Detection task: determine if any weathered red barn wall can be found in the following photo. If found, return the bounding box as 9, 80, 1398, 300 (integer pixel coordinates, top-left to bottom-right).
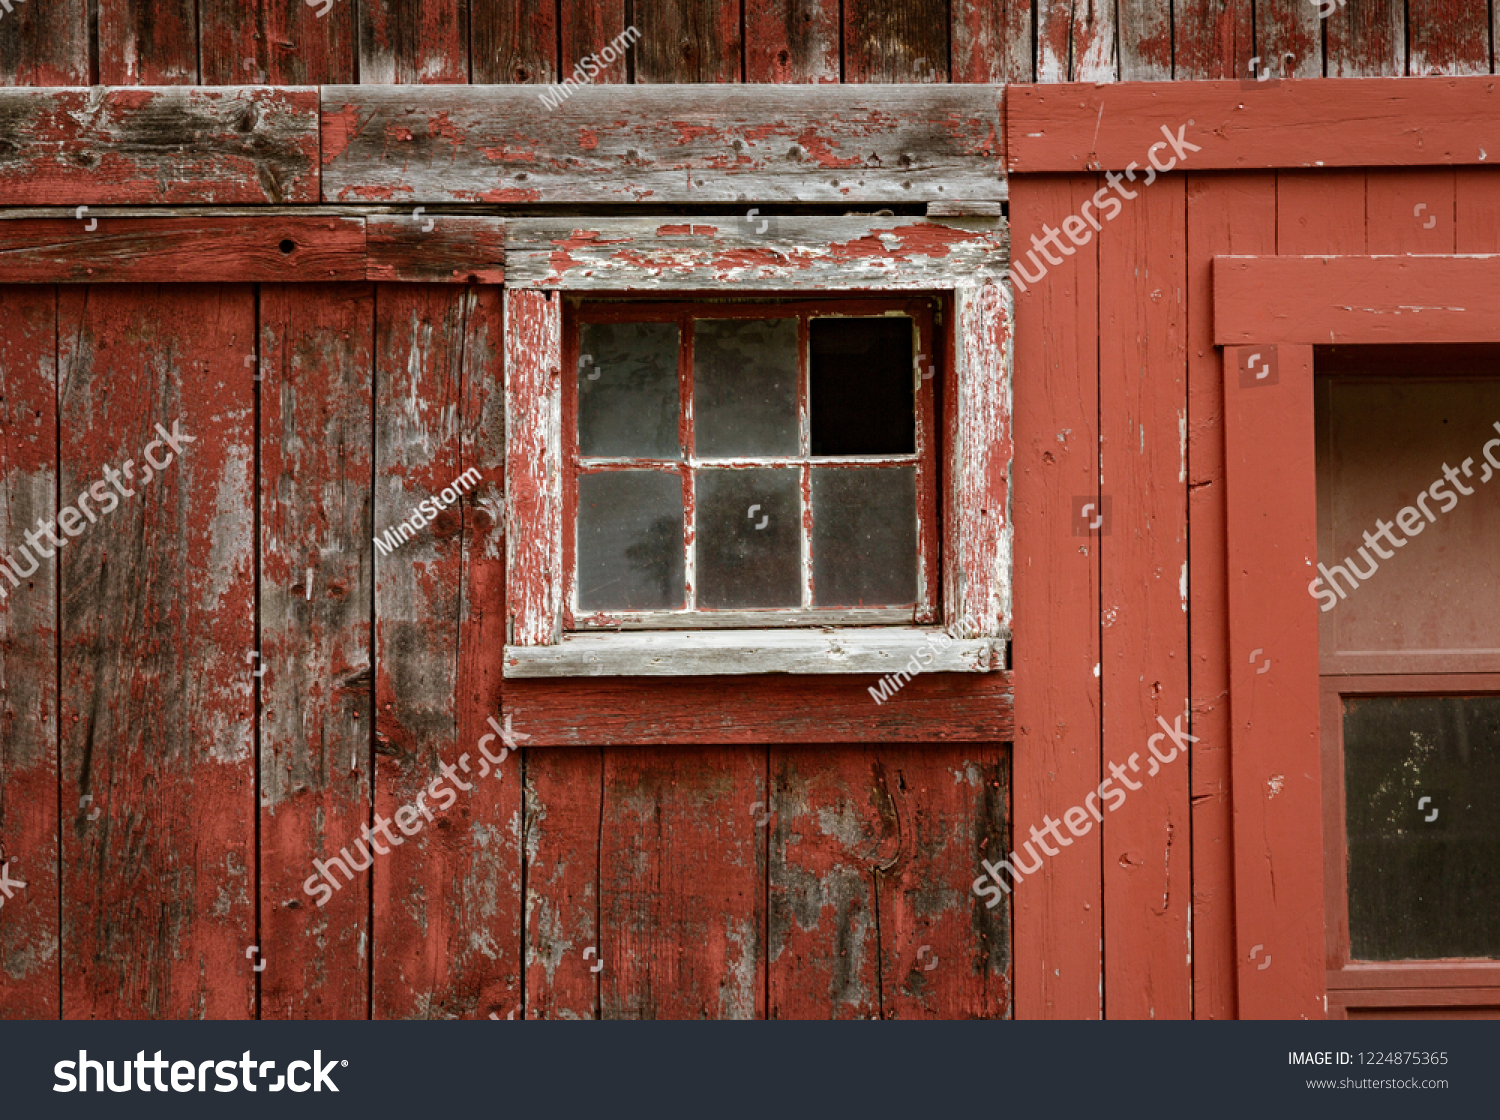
2, 1, 1497, 1020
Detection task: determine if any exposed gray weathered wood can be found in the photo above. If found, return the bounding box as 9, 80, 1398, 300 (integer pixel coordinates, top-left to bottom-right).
504, 628, 1006, 678
504, 216, 1009, 290
320, 84, 1004, 205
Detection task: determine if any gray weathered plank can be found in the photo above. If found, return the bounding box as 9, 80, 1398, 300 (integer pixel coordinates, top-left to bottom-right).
320, 84, 1003, 204
0, 87, 321, 205
504, 216, 1009, 290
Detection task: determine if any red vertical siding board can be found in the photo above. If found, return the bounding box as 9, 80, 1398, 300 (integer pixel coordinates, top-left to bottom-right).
1099, 175, 1192, 1020
1365, 169, 1457, 254
746, 0, 842, 83
258, 282, 374, 1019
504, 289, 561, 647
634, 0, 742, 83
844, 0, 951, 82
98, 0, 200, 83
472, 0, 560, 84
1278, 171, 1367, 254
1325, 0, 1405, 77
1037, 0, 1117, 82
1119, 0, 1174, 80
1010, 174, 1104, 1020
0, 286, 59, 1018
1185, 172, 1277, 1020
1253, 0, 1320, 79
372, 285, 516, 1018
1171, 0, 1254, 80
561, 0, 630, 84
58, 285, 257, 1018
200, 0, 358, 85
1456, 169, 1500, 251
0, 0, 88, 84
952, 0, 1032, 83
359, 0, 468, 84
1408, 0, 1491, 74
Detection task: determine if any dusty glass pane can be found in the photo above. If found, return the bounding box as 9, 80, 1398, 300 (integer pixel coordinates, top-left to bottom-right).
693, 318, 800, 457
577, 321, 681, 459
810, 317, 916, 455
576, 471, 684, 611
1344, 694, 1500, 960
696, 468, 801, 609
810, 467, 917, 606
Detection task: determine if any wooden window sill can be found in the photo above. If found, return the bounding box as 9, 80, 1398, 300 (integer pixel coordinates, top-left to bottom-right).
502, 627, 1005, 678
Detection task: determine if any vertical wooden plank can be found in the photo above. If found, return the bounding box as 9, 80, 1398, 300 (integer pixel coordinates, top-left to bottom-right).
767, 747, 882, 1019
952, 0, 1032, 83
746, 0, 841, 83
1185, 172, 1277, 1020
1365, 169, 1456, 254
1325, 0, 1404, 77
1456, 169, 1500, 252
258, 282, 373, 1020
359, 0, 468, 84
58, 285, 256, 1018
1224, 342, 1324, 1020
0, 287, 59, 1019
634, 0, 741, 83
598, 747, 765, 1019
98, 0, 200, 83
0, 0, 88, 84
372, 285, 516, 1018
504, 289, 561, 647
1277, 171, 1366, 254
878, 745, 1011, 1019
1408, 0, 1490, 74
1038, 0, 1117, 82
1009, 174, 1103, 1020
561, 0, 630, 84
200, 0, 358, 85
1171, 0, 1254, 79
1119, 0, 1173, 79
1253, 0, 1319, 79
473, 0, 560, 84
844, 0, 950, 82
1099, 174, 1191, 1020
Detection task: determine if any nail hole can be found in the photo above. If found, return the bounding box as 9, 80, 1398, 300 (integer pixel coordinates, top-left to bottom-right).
279, 239, 296, 254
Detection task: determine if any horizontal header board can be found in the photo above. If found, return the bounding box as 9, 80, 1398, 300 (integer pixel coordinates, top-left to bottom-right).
0, 88, 320, 205
1007, 78, 1500, 173
504, 216, 1009, 289
321, 84, 1004, 204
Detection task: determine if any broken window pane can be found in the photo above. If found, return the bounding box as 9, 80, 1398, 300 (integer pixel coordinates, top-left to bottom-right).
695, 467, 801, 609
693, 318, 799, 457
578, 321, 681, 459
810, 467, 917, 606
576, 470, 684, 611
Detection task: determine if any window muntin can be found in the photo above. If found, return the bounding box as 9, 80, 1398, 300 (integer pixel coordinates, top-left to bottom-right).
563, 298, 940, 630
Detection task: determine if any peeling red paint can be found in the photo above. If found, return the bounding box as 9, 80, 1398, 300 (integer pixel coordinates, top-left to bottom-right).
577, 128, 599, 150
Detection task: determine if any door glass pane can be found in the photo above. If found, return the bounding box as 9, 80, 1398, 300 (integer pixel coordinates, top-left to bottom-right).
576, 470, 684, 611
809, 317, 915, 455
695, 468, 801, 609
1344, 694, 1500, 960
577, 321, 681, 459
693, 319, 799, 457
810, 467, 917, 606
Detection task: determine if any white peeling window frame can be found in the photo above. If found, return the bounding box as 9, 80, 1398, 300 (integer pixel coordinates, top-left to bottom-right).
502, 215, 1012, 678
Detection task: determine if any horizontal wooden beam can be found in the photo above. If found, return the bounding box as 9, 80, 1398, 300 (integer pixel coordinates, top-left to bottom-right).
1214, 255, 1500, 344
0, 87, 320, 205
321, 84, 1003, 204
365, 215, 505, 283
503, 628, 1005, 678
1007, 78, 1500, 173
504, 216, 1008, 290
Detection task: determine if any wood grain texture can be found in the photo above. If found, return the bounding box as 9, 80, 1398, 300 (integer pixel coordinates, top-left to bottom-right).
0, 87, 320, 205
746, 0, 841, 82
365, 215, 505, 283
1008, 173, 1103, 1020
1038, 0, 1117, 82
359, 0, 468, 84
0, 0, 88, 85
1408, 0, 1491, 75
1171, 0, 1253, 80
1184, 172, 1276, 1020
560, 0, 630, 85
634, 0, 741, 83
1119, 0, 1173, 79
844, 0, 950, 83
1253, 0, 1319, 79
1364, 168, 1456, 253
200, 0, 358, 85
1099, 172, 1190, 1020
58, 285, 256, 1018
598, 747, 764, 1018
1276, 169, 1366, 254
0, 216, 365, 282
1456, 168, 1500, 252
258, 282, 373, 1020
472, 0, 558, 85
503, 288, 561, 647
372, 284, 515, 1019
98, 0, 199, 83
952, 0, 1032, 83
1223, 342, 1325, 1019
504, 218, 1009, 289
505, 673, 1015, 745
1325, 0, 1404, 78
319, 84, 1003, 204
1005, 79, 1500, 172
0, 286, 59, 1019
